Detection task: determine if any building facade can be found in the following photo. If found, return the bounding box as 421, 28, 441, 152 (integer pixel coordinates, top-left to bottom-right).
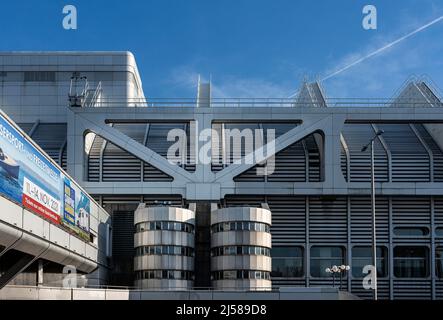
1, 52, 443, 299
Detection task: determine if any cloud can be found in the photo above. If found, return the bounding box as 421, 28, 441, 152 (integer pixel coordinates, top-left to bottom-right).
167, 66, 293, 98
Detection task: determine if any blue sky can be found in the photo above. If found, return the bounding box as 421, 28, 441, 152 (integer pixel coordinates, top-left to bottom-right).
1, 0, 443, 99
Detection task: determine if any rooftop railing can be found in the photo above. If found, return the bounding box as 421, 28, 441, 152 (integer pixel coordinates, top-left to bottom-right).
85, 97, 443, 108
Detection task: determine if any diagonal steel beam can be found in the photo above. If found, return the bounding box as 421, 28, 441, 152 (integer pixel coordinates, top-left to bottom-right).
77, 113, 197, 183
214, 114, 332, 183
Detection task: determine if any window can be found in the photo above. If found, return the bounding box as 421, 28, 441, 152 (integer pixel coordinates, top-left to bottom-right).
271, 247, 304, 278
394, 227, 429, 236
352, 246, 387, 277
394, 246, 429, 278
211, 221, 270, 233
436, 228, 443, 237
436, 247, 443, 278
310, 246, 345, 277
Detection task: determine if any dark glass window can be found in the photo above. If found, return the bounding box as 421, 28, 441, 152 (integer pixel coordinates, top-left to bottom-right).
310, 246, 345, 277
394, 246, 429, 278
352, 246, 387, 277
271, 247, 304, 277
436, 228, 443, 237
394, 227, 429, 236
436, 247, 443, 278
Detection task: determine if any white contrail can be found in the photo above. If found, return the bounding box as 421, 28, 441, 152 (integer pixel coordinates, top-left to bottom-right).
288, 15, 443, 98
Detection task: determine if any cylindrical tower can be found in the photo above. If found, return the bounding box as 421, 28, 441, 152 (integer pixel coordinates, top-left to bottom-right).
134, 204, 195, 289
210, 207, 272, 290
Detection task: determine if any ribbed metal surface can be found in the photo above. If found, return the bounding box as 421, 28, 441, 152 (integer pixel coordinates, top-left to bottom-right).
86, 134, 173, 182
350, 197, 389, 243
341, 124, 388, 182
113, 122, 195, 172
351, 279, 390, 300
378, 124, 430, 182
223, 195, 443, 299
267, 196, 306, 244
309, 196, 347, 243
393, 280, 432, 300
414, 124, 443, 181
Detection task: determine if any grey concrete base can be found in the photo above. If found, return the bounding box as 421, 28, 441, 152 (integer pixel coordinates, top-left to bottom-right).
0, 285, 359, 300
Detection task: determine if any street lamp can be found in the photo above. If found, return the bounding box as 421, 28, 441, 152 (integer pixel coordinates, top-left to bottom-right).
325, 265, 350, 290
361, 129, 384, 301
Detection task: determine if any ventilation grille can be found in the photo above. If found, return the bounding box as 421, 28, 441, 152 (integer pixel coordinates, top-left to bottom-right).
341, 124, 388, 182
351, 279, 390, 300
86, 134, 173, 182
414, 124, 443, 182
350, 197, 389, 243
267, 196, 306, 244
393, 280, 432, 300
378, 124, 430, 182
309, 196, 348, 243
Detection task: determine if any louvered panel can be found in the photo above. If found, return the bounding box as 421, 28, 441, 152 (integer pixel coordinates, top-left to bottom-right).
393, 280, 432, 300
102, 141, 142, 182
31, 123, 67, 167
143, 163, 173, 182
341, 124, 388, 182
350, 197, 389, 243
272, 279, 305, 287
414, 124, 443, 182
234, 140, 310, 182
437, 280, 443, 299
350, 279, 390, 300
378, 124, 430, 182
309, 196, 347, 242
267, 142, 306, 182
435, 197, 443, 227
267, 196, 306, 244
112, 211, 135, 258
87, 135, 104, 182
112, 123, 147, 144
304, 135, 321, 182
146, 123, 195, 172
392, 197, 431, 225
224, 195, 266, 208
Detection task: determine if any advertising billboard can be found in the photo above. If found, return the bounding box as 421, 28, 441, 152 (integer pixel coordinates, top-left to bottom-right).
0, 112, 90, 240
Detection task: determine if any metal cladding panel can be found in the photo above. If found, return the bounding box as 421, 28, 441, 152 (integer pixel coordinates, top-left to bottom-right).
393, 280, 432, 300
308, 196, 348, 243
350, 197, 389, 243
392, 197, 431, 225
378, 124, 430, 182
267, 196, 306, 244
414, 124, 443, 181
351, 279, 390, 300
341, 124, 388, 182
86, 134, 173, 182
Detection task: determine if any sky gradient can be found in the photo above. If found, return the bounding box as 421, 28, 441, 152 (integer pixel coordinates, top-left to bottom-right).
1, 0, 443, 99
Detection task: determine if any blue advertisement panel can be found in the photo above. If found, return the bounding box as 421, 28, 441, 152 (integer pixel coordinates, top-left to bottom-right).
0, 113, 62, 223
63, 177, 90, 239
0, 112, 90, 239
